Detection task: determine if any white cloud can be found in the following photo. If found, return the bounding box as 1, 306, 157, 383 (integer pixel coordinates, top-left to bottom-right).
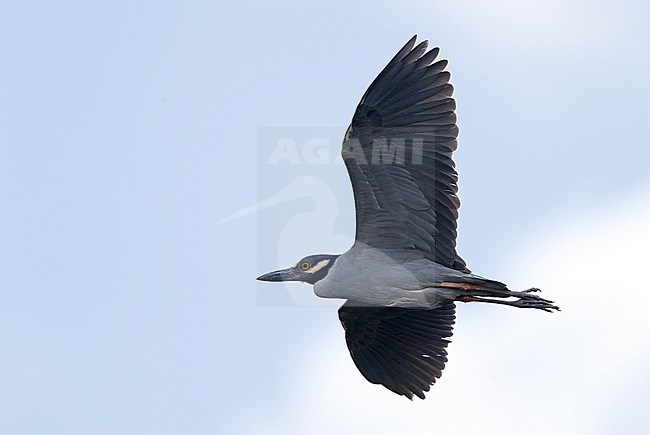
237, 187, 650, 434
424, 0, 610, 53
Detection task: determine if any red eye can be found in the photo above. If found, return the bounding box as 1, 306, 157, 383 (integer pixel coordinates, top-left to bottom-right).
300, 262, 310, 270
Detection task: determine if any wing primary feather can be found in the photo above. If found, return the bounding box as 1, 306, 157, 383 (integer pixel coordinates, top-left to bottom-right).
342, 37, 467, 269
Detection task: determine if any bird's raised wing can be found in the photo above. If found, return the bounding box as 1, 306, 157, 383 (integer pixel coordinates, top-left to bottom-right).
342, 36, 467, 270
338, 302, 455, 399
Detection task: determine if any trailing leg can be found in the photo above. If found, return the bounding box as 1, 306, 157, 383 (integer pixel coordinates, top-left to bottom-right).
456, 294, 559, 312
455, 287, 559, 312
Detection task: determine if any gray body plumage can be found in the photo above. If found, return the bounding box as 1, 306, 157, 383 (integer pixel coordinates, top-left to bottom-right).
258, 36, 558, 400
314, 244, 499, 308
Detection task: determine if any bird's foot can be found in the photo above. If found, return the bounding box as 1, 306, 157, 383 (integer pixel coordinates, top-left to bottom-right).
508, 297, 560, 313
508, 288, 560, 311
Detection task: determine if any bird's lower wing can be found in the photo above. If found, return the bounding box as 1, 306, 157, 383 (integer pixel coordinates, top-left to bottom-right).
338, 301, 455, 399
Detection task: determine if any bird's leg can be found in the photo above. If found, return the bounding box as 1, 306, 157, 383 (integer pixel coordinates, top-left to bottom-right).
440, 282, 560, 312
456, 289, 560, 312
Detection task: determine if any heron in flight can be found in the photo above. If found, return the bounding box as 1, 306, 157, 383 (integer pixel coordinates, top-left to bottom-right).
258, 36, 559, 400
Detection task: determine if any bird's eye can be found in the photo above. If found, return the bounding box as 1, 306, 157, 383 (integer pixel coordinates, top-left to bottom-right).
300, 262, 310, 270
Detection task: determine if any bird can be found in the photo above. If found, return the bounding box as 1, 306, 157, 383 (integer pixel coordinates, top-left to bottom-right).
257, 35, 559, 400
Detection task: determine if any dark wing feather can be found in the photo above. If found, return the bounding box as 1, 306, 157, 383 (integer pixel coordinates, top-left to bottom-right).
342, 36, 467, 271
338, 301, 455, 400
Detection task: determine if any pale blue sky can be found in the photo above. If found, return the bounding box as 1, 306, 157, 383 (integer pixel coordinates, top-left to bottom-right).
1, 1, 649, 434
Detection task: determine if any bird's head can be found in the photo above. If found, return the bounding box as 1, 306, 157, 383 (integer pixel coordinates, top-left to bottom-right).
257, 254, 339, 285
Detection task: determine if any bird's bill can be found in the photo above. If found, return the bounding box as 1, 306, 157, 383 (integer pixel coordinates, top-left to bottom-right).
257, 267, 301, 282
